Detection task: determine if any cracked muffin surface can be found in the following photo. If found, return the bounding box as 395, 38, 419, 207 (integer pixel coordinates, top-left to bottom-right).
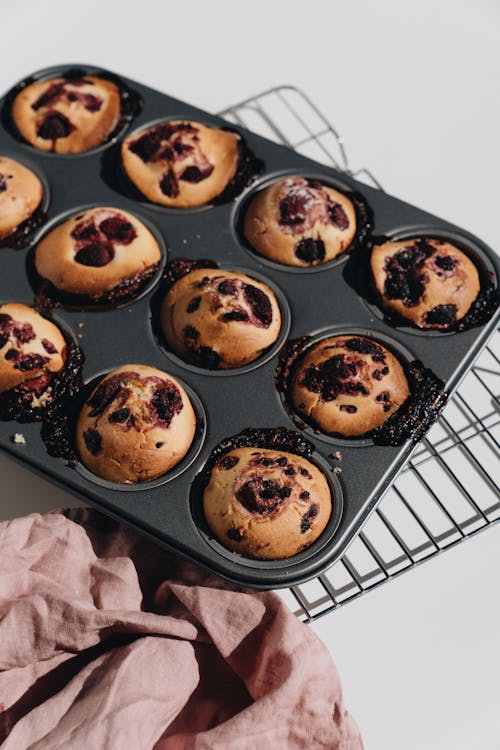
203, 446, 332, 559
370, 237, 480, 329
160, 267, 281, 369
0, 303, 66, 414
122, 120, 240, 208
12, 75, 121, 154
76, 364, 196, 483
35, 206, 161, 302
290, 335, 410, 437
0, 156, 43, 240
243, 176, 357, 267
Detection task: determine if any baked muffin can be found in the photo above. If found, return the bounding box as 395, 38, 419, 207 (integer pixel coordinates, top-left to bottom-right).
35, 207, 161, 303
244, 176, 357, 267
12, 75, 121, 154
121, 120, 240, 208
76, 364, 196, 483
289, 335, 410, 437
0, 303, 66, 415
203, 447, 332, 559
371, 237, 480, 329
160, 267, 282, 369
0, 157, 43, 240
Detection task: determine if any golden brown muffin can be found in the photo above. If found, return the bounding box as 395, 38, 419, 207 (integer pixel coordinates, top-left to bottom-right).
0, 303, 66, 409
76, 364, 196, 483
12, 75, 121, 154
370, 237, 480, 329
35, 207, 161, 303
0, 157, 43, 240
244, 176, 357, 267
160, 267, 282, 369
203, 447, 332, 559
290, 335, 410, 437
121, 120, 239, 208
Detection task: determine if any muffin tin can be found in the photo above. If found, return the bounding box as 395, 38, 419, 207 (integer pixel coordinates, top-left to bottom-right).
0, 64, 498, 588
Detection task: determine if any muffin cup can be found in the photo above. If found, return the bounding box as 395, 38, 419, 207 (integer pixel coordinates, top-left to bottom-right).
151, 262, 292, 376
2, 64, 141, 158
190, 428, 344, 569
27, 203, 167, 310
354, 227, 499, 337
70, 370, 206, 492
232, 167, 373, 274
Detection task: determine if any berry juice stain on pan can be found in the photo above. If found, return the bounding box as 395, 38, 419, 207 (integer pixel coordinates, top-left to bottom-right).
0, 64, 498, 588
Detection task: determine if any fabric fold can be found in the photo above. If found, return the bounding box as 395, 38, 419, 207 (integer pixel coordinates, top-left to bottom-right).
0, 508, 362, 749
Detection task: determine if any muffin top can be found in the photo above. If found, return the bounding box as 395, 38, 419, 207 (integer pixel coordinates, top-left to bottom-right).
371, 237, 480, 329
0, 303, 66, 394
203, 446, 332, 559
76, 364, 196, 483
289, 335, 410, 437
243, 176, 357, 267
161, 267, 282, 369
35, 207, 161, 302
121, 120, 240, 208
0, 156, 43, 240
12, 75, 121, 154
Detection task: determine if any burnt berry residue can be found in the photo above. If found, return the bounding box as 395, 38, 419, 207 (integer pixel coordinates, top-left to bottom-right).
456, 277, 499, 332
0, 200, 47, 250
213, 132, 264, 205
32, 262, 160, 309
372, 361, 446, 446
161, 257, 218, 294
39, 339, 84, 457
202, 427, 315, 478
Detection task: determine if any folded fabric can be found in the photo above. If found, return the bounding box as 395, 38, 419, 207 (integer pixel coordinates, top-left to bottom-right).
0, 508, 362, 749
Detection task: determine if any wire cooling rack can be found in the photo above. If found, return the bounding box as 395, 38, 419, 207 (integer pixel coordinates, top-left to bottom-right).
219, 86, 500, 622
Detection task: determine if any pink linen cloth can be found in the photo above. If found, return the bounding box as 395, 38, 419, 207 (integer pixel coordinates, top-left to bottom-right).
0, 507, 362, 749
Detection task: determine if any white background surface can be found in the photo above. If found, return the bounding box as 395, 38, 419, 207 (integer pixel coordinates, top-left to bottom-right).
1, 1, 499, 748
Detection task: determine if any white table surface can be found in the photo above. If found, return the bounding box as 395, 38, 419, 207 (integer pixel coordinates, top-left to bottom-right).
1, 1, 499, 748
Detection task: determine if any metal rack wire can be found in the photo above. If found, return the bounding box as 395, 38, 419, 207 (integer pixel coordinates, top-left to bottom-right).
219, 87, 500, 622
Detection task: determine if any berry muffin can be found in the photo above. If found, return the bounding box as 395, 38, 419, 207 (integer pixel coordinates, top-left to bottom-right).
0, 303, 66, 417
35, 207, 161, 304
203, 447, 332, 559
76, 364, 196, 483
0, 156, 43, 240
12, 75, 121, 154
289, 335, 410, 437
370, 237, 480, 329
121, 120, 240, 208
160, 266, 282, 369
244, 176, 357, 267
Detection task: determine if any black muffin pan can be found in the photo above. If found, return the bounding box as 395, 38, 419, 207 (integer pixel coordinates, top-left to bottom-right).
0, 64, 498, 589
